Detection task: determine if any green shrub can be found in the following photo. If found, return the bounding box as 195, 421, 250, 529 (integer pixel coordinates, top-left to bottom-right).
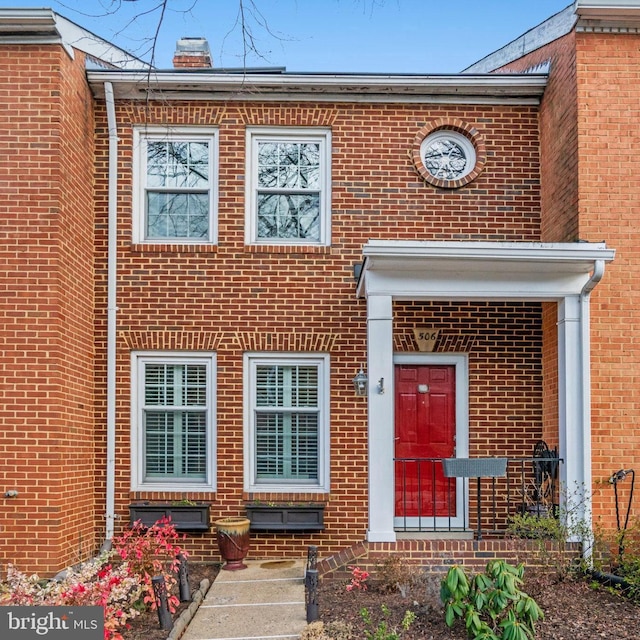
593, 517, 640, 602
508, 486, 591, 579
360, 605, 416, 640
507, 511, 565, 540
440, 560, 543, 640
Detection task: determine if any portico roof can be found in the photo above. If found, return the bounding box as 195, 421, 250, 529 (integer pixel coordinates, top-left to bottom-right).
356, 240, 615, 301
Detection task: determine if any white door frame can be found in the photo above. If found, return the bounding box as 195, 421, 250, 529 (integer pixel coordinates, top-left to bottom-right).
393, 353, 469, 530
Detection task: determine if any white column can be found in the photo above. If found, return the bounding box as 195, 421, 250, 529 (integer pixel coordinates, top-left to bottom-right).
557, 294, 591, 537
366, 294, 396, 542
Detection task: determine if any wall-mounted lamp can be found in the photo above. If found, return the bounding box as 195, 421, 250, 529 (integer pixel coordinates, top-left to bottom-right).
352, 367, 368, 396
377, 378, 385, 394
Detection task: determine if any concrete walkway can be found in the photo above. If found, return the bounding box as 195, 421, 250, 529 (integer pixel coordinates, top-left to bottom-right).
181, 559, 308, 640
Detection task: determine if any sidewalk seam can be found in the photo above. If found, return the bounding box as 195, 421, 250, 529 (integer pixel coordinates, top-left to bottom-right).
217, 577, 303, 584
202, 601, 305, 608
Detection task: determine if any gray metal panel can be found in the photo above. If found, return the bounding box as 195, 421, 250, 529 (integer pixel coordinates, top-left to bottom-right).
442, 457, 507, 478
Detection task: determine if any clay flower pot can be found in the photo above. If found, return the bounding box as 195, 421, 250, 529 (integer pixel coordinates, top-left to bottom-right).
214, 517, 250, 571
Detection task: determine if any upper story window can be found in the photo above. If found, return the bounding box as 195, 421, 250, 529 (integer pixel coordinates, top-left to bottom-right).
131, 352, 217, 492
246, 128, 331, 246
420, 130, 476, 182
133, 127, 218, 244
411, 121, 486, 189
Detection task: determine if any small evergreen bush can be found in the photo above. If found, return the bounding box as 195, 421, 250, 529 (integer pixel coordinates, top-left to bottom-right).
440, 560, 543, 640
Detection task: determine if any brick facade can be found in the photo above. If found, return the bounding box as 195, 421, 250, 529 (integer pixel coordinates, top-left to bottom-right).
0, 45, 97, 574
93, 101, 544, 563
495, 26, 640, 531
575, 30, 640, 525
1, 4, 636, 577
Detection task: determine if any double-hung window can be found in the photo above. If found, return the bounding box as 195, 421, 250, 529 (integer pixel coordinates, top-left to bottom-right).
244, 354, 330, 492
246, 128, 331, 246
133, 127, 218, 243
132, 353, 216, 492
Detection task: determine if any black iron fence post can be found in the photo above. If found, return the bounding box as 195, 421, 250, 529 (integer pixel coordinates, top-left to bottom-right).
305, 545, 319, 622
152, 575, 173, 630
306, 545, 317, 572
178, 553, 190, 602
305, 568, 319, 623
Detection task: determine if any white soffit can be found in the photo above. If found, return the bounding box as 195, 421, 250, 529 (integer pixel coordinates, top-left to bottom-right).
355, 241, 615, 301
86, 70, 547, 104
576, 0, 640, 29
577, 0, 640, 18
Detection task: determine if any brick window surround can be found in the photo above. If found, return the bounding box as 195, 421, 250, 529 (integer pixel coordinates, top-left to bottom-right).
411, 118, 487, 189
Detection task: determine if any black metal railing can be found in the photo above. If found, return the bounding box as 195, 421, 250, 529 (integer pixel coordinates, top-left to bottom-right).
393, 456, 562, 536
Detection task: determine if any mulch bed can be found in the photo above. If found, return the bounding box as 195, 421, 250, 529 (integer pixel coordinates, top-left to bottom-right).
123, 563, 640, 640
314, 570, 640, 639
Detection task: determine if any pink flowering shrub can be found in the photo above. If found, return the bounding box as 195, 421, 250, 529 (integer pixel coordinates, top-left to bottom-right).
346, 565, 370, 592
114, 517, 186, 614
1, 556, 142, 640
0, 517, 188, 640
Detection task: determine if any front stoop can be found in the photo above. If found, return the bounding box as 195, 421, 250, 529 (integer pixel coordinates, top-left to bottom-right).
317, 538, 581, 579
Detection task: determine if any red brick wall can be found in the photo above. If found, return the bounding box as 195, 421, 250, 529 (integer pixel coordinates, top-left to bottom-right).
477, 39, 579, 509
0, 45, 97, 575
501, 28, 640, 528
89, 100, 544, 562
5, 25, 636, 574
318, 539, 581, 579
574, 31, 640, 525
498, 32, 579, 244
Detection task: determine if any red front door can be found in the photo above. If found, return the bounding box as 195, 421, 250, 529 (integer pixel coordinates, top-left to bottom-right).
395, 364, 456, 518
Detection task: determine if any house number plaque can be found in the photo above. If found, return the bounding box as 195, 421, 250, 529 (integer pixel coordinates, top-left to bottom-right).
413, 328, 439, 352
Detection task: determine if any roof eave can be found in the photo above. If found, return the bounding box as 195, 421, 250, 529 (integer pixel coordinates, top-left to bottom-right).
576, 0, 640, 29
355, 240, 616, 300
87, 70, 547, 104
0, 8, 148, 70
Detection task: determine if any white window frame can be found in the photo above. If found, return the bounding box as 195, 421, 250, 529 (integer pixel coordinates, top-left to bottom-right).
419, 129, 476, 182
245, 127, 332, 246
132, 126, 219, 244
131, 351, 217, 492
243, 353, 330, 493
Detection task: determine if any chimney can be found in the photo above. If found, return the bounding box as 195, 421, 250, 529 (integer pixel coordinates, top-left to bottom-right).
173, 37, 213, 69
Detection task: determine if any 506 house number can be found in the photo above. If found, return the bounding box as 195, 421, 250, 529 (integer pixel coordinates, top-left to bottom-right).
413, 328, 440, 352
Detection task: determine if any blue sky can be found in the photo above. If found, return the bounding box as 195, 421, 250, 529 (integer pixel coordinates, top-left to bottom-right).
5, 0, 571, 72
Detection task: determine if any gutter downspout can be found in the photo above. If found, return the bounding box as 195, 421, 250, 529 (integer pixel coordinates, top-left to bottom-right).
103, 81, 118, 551
578, 259, 605, 560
